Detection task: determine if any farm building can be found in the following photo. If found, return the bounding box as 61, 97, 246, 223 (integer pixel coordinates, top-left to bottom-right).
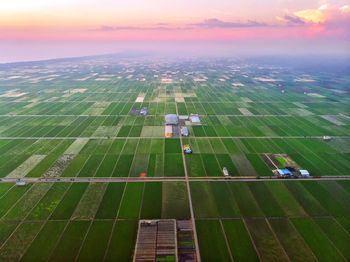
323, 136, 332, 141
179, 115, 189, 120
134, 220, 177, 262
276, 168, 293, 177
181, 126, 189, 136
15, 179, 26, 186
140, 107, 148, 116
165, 125, 173, 138
165, 114, 179, 125
189, 114, 200, 124
299, 169, 310, 177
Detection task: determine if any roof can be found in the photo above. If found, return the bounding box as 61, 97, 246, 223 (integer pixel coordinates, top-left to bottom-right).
165, 125, 173, 133
190, 115, 200, 123
300, 169, 310, 176
277, 169, 293, 176
165, 114, 178, 124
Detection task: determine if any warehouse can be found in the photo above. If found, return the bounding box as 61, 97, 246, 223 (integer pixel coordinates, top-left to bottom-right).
165, 114, 179, 125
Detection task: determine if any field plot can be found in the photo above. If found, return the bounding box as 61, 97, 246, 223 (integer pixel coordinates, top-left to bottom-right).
192, 181, 350, 261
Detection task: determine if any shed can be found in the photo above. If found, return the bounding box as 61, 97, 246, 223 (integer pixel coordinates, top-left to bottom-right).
189, 114, 200, 124
165, 114, 178, 125
276, 169, 293, 177
140, 107, 148, 116
165, 125, 173, 138
15, 179, 26, 186
180, 126, 189, 137
299, 169, 310, 177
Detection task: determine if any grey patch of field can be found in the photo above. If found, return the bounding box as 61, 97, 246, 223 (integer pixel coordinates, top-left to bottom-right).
7, 155, 46, 178
0, 90, 27, 98
175, 97, 185, 102
162, 182, 189, 219
44, 97, 59, 102
44, 154, 76, 177
93, 126, 120, 137
141, 126, 164, 137
141, 126, 154, 137
231, 154, 258, 176
307, 93, 325, 98
71, 183, 107, 220
254, 77, 280, 82
258, 126, 277, 136
291, 108, 314, 116
328, 138, 350, 153
152, 97, 167, 102
24, 99, 40, 108
4, 183, 52, 220
238, 108, 254, 116
0, 126, 10, 134
217, 116, 233, 125
88, 107, 106, 115
293, 102, 308, 108
135, 94, 145, 102
321, 115, 345, 126
64, 138, 89, 154
63, 88, 87, 98
0, 222, 43, 261
294, 77, 315, 82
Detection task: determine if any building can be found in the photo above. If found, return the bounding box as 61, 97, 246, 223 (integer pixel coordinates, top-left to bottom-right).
189, 114, 200, 124
179, 115, 189, 121
134, 220, 177, 262
223, 167, 229, 177
323, 136, 332, 142
276, 168, 293, 177
15, 179, 26, 186
140, 107, 148, 116
299, 169, 310, 177
165, 114, 179, 125
165, 125, 173, 138
180, 126, 189, 137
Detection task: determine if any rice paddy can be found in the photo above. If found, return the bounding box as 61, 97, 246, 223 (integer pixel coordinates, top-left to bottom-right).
0, 55, 349, 261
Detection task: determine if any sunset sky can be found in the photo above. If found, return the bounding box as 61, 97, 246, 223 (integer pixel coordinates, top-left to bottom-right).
1, 0, 349, 62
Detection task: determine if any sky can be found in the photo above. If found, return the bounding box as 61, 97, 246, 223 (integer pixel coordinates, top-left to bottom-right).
0, 0, 349, 62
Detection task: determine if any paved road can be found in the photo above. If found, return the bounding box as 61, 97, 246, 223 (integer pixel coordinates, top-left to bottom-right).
175, 102, 202, 261
1, 176, 350, 184
0, 136, 349, 140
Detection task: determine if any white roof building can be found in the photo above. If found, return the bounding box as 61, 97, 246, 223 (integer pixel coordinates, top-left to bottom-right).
299, 170, 310, 177
165, 114, 178, 125
189, 114, 200, 124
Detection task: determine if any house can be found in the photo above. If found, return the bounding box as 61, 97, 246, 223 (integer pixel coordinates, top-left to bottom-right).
180, 126, 189, 137
165, 114, 178, 125
223, 167, 229, 177
276, 168, 293, 177
15, 179, 26, 186
299, 169, 310, 177
165, 125, 173, 138
140, 107, 148, 116
179, 115, 189, 120
323, 136, 332, 142
189, 114, 200, 124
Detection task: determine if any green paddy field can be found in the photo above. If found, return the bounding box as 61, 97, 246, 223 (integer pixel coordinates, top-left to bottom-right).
0, 55, 349, 261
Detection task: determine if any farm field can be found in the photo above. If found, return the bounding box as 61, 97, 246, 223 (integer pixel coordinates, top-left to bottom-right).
0, 55, 349, 261
0, 180, 349, 260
